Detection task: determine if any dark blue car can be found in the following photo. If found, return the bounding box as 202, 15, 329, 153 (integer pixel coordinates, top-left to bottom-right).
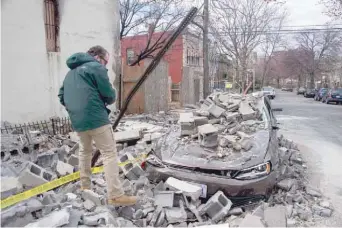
314, 88, 328, 101
322, 88, 342, 104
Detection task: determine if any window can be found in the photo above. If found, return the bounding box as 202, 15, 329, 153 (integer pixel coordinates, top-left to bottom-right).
44, 0, 59, 52
127, 48, 135, 65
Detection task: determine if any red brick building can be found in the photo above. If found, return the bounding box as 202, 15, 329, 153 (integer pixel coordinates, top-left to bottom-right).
121, 31, 202, 84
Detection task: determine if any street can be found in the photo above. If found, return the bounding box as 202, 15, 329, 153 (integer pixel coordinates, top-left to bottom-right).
273, 90, 342, 226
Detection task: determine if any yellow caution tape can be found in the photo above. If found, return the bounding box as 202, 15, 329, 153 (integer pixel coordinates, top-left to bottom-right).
0, 154, 147, 209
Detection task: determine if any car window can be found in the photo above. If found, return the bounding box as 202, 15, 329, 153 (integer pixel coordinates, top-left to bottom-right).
263, 88, 272, 91
333, 88, 342, 93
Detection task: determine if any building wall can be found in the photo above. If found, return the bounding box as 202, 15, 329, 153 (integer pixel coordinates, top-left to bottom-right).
121, 59, 169, 114
1, 0, 120, 123
181, 66, 203, 105
121, 32, 183, 83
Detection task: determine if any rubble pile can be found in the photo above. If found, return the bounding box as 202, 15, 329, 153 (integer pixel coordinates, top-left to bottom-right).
0, 92, 334, 227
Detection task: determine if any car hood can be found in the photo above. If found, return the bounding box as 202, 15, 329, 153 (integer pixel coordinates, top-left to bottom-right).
154, 127, 270, 170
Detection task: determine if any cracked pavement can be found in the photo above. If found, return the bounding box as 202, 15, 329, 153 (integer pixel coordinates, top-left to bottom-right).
272, 90, 342, 227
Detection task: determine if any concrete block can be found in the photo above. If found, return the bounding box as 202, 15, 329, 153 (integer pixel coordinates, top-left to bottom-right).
239, 102, 255, 121
264, 206, 287, 227
56, 160, 74, 176
122, 162, 145, 181
165, 207, 187, 224
228, 207, 243, 216
25, 208, 70, 227
1, 177, 21, 199
67, 154, 79, 166
154, 191, 174, 208
18, 162, 56, 188
115, 130, 141, 143
199, 191, 232, 222
36, 151, 58, 169
194, 116, 209, 127
276, 178, 297, 191
84, 199, 96, 211
81, 189, 103, 206
312, 205, 332, 217
82, 211, 116, 226
119, 206, 135, 220
165, 177, 202, 200
179, 113, 196, 136
198, 124, 218, 148
93, 177, 106, 187
42, 191, 57, 205
306, 186, 322, 197
224, 112, 240, 122
229, 123, 242, 135
319, 200, 331, 209
239, 214, 265, 227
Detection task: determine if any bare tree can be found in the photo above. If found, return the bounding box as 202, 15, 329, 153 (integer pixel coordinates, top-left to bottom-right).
320, 0, 342, 19
259, 13, 286, 87
210, 0, 285, 91
120, 0, 187, 66
295, 27, 342, 88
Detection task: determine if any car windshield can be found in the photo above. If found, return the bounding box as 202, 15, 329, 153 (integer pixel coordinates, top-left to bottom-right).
263, 87, 272, 91
332, 88, 342, 93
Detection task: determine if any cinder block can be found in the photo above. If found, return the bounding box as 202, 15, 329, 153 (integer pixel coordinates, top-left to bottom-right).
239, 101, 255, 120
67, 154, 79, 167
81, 189, 103, 206
198, 124, 218, 148
199, 191, 232, 222
1, 177, 21, 199
56, 160, 74, 176
18, 162, 56, 188
154, 191, 174, 208
179, 113, 196, 136
165, 177, 202, 200
193, 116, 209, 127
122, 162, 145, 181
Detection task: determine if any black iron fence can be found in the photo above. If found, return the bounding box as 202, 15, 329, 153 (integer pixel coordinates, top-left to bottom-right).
1, 117, 73, 136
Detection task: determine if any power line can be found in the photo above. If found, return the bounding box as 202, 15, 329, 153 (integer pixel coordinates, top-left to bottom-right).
209, 28, 342, 36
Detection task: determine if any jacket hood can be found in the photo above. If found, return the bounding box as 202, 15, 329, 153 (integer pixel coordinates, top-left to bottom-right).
66, 53, 97, 69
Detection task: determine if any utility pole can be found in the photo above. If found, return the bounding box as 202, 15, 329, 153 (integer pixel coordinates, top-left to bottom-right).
203, 0, 209, 98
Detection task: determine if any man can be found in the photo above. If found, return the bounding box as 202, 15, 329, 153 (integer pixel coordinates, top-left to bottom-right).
58, 46, 137, 206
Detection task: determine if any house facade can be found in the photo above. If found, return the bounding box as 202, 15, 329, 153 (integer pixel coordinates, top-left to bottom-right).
1, 0, 120, 123
121, 31, 203, 104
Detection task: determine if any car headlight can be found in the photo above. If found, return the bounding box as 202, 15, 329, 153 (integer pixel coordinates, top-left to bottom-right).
234, 162, 271, 180
146, 155, 165, 168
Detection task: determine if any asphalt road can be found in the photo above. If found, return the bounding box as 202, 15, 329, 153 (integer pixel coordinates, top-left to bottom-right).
272, 90, 342, 226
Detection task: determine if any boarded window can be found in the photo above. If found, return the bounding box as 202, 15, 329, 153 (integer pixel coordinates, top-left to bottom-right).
44, 0, 59, 52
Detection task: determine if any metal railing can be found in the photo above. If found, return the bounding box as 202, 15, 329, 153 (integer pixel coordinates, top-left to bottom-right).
1, 117, 73, 136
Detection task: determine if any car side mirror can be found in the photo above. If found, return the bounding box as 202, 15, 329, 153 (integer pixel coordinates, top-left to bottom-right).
272, 108, 283, 112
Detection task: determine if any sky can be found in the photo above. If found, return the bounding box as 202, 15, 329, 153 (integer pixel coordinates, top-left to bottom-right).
284, 0, 335, 26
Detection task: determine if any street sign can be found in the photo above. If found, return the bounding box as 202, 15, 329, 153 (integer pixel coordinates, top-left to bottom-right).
225, 82, 233, 89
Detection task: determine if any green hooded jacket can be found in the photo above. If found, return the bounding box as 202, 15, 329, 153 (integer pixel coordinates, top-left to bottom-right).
58, 53, 115, 132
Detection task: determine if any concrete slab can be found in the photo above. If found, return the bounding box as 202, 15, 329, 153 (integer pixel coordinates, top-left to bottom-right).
239, 101, 255, 121
198, 124, 218, 135
115, 130, 141, 143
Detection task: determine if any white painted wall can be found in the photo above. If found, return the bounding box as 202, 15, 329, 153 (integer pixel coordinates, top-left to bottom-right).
1, 0, 120, 123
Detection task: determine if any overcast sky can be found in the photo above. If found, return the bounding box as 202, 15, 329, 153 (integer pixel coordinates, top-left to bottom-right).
284, 0, 333, 26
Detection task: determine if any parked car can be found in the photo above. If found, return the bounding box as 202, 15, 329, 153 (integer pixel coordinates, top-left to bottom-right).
314, 88, 328, 101
261, 87, 276, 99
297, 87, 306, 95
322, 88, 342, 104
281, 87, 293, 92
303, 88, 316, 98
145, 97, 282, 198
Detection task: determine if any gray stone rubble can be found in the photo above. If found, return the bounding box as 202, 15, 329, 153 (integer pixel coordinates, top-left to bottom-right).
1, 92, 334, 227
